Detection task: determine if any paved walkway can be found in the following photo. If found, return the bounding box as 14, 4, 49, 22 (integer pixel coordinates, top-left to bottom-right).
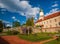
0, 36, 57, 44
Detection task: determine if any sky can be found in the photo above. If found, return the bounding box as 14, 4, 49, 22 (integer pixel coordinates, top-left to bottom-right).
0, 0, 60, 26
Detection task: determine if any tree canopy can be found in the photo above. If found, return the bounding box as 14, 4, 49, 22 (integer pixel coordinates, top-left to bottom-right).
26, 17, 34, 27
0, 20, 3, 32
13, 21, 21, 27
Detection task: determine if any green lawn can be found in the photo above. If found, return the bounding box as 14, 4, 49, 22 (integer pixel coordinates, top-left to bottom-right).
44, 40, 60, 44
18, 33, 52, 42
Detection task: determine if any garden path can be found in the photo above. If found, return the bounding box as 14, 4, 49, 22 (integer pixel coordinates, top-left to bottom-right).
0, 36, 57, 44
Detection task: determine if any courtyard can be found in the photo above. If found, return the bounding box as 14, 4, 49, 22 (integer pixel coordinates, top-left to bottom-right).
0, 32, 60, 44
0, 35, 57, 44
0, 0, 60, 44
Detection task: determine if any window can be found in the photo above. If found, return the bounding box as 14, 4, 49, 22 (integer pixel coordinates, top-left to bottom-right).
55, 19, 57, 22
44, 22, 45, 24
56, 24, 57, 27
50, 20, 52, 23
50, 25, 52, 27
59, 22, 60, 25
47, 21, 48, 23
46, 26, 47, 28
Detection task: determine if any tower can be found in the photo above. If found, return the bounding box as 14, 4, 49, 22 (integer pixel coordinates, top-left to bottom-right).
39, 9, 44, 20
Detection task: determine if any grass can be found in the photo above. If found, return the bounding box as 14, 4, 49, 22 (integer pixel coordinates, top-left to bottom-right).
44, 40, 60, 44
0, 30, 19, 36
0, 33, 6, 36
18, 33, 52, 42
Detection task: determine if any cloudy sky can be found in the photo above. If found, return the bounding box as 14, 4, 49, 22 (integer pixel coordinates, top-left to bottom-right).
0, 0, 60, 25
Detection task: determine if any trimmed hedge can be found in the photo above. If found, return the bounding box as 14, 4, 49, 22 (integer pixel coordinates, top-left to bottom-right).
6, 30, 19, 35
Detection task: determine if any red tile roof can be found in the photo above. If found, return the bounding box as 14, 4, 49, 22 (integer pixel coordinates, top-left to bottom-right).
36, 11, 60, 23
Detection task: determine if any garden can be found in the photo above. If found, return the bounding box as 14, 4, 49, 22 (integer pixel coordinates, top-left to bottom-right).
44, 39, 60, 44
0, 19, 60, 43
18, 33, 52, 42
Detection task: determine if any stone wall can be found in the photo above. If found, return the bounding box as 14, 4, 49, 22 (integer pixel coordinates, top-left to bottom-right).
3, 27, 60, 34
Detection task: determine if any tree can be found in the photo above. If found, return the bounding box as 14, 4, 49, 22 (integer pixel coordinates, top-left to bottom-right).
31, 17, 34, 27
26, 17, 34, 35
26, 18, 31, 26
26, 17, 34, 27
22, 23, 26, 26
13, 21, 21, 27
0, 20, 3, 33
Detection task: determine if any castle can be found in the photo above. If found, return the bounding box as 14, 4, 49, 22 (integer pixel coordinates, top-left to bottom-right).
35, 9, 60, 33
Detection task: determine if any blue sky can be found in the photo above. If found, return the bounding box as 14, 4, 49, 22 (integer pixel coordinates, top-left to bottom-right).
0, 0, 60, 25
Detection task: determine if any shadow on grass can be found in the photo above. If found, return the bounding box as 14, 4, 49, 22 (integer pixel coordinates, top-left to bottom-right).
0, 37, 10, 44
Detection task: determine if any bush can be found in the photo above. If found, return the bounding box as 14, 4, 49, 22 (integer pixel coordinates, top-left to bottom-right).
12, 30, 19, 35
0, 20, 3, 33
6, 30, 19, 35
19, 33, 52, 42
0, 28, 3, 33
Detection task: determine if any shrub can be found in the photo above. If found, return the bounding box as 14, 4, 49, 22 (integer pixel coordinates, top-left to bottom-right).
12, 30, 19, 35
19, 33, 51, 42
6, 30, 12, 35
0, 28, 3, 33
6, 30, 19, 35
0, 20, 3, 33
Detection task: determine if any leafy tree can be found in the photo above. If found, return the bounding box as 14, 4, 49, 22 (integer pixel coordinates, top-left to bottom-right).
0, 20, 3, 32
3, 23, 6, 29
13, 21, 21, 27
6, 26, 11, 29
26, 17, 34, 35
26, 18, 31, 26
26, 17, 34, 27
31, 17, 34, 27
22, 23, 26, 26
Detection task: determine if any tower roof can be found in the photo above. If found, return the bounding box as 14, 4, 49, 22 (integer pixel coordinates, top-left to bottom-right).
40, 9, 43, 12
36, 11, 60, 23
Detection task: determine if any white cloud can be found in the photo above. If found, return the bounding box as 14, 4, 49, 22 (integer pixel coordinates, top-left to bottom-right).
12, 16, 20, 22
51, 1, 59, 8
52, 3, 58, 7
0, 0, 40, 18
12, 16, 16, 19
0, 19, 9, 23
0, 3, 5, 8
3, 21, 12, 27
22, 21, 25, 23
50, 8, 59, 13
45, 8, 59, 16
12, 16, 17, 21
35, 17, 37, 20
2, 20, 10, 23
6, 24, 12, 27
17, 20, 20, 22
46, 1, 59, 16
25, 7, 40, 18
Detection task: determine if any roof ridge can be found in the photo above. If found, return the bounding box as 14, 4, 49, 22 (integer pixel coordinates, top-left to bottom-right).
36, 11, 60, 23
45, 11, 60, 16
